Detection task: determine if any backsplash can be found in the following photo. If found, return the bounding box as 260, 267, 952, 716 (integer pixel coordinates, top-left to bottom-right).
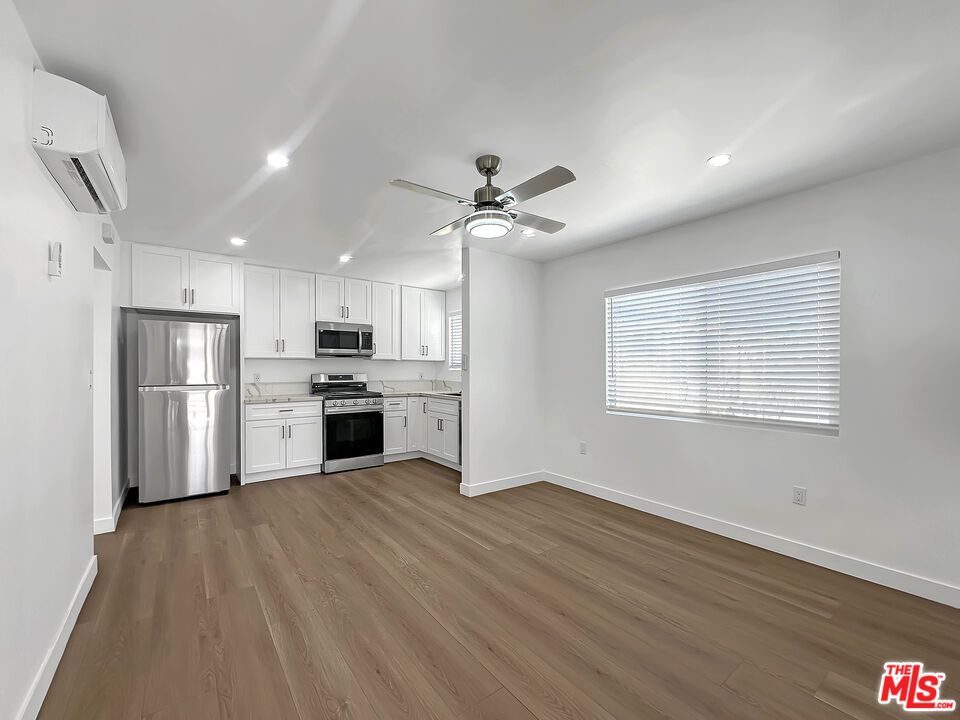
244, 378, 461, 399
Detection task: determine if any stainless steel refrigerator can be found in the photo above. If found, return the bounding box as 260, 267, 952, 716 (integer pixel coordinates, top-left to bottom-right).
125, 314, 235, 503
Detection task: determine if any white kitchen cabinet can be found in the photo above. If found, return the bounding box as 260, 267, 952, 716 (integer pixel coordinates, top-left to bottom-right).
279, 270, 316, 358
316, 275, 372, 323
189, 253, 242, 313
244, 266, 281, 357
383, 410, 408, 456
426, 411, 460, 464
244, 403, 323, 479
284, 416, 322, 468
372, 282, 400, 360
401, 286, 446, 360
132, 244, 190, 309
407, 397, 425, 452
245, 419, 286, 473
316, 274, 345, 321
244, 266, 315, 358
344, 278, 372, 323
132, 243, 240, 313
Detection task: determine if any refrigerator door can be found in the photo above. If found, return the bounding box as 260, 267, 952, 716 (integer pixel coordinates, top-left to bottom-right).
138, 386, 231, 502
138, 319, 229, 387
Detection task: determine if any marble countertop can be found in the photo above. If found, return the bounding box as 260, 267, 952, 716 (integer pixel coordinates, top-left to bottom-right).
243, 394, 320, 405
383, 391, 461, 400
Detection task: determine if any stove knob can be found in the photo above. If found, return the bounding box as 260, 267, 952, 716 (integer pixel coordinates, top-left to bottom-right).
365, 399, 372, 405
336, 400, 344, 406
353, 399, 360, 405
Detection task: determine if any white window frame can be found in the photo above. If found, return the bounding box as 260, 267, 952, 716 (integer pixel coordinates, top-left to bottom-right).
604, 251, 840, 435
447, 311, 462, 370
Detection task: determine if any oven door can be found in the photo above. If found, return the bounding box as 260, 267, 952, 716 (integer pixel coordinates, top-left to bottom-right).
323, 406, 384, 473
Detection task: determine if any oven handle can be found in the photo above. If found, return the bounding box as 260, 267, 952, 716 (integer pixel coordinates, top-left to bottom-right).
324, 406, 384, 416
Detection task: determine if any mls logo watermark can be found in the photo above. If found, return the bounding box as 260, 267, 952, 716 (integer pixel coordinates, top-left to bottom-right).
878, 662, 956, 712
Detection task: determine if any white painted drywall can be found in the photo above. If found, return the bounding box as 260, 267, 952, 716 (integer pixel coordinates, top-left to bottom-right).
92, 259, 115, 531
461, 247, 543, 492
0, 2, 101, 715
541, 147, 960, 597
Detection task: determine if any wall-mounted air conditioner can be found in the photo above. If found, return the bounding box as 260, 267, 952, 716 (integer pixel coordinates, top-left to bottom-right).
31, 70, 127, 214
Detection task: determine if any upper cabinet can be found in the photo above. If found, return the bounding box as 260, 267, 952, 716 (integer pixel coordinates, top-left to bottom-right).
372, 282, 400, 360
244, 265, 316, 358
132, 244, 241, 313
315, 275, 372, 323
401, 286, 445, 361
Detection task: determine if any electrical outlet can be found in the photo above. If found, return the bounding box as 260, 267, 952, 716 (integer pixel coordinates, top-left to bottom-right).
253, 373, 262, 382
418, 372, 424, 379
793, 486, 807, 506
579, 441, 587, 455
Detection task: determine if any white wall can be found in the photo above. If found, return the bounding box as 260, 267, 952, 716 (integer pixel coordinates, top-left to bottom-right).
461, 247, 543, 494
541, 147, 960, 605
92, 258, 115, 531
0, 2, 101, 716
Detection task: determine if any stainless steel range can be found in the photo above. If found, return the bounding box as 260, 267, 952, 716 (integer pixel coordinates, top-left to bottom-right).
311, 373, 384, 473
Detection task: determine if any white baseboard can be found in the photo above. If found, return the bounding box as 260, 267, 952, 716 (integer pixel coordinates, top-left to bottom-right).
244, 464, 322, 484
94, 479, 129, 535
386, 451, 462, 472
460, 470, 544, 497
542, 471, 960, 609
16, 555, 97, 720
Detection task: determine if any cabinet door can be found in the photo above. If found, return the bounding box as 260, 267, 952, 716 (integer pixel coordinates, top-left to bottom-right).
285, 416, 322, 468
316, 274, 345, 322
372, 282, 400, 360
383, 411, 408, 456
132, 244, 190, 310
279, 270, 316, 358
426, 411, 444, 457
406, 397, 421, 452
400, 286, 424, 359
243, 266, 281, 358
189, 252, 240, 313
422, 289, 446, 361
441, 414, 460, 464
344, 278, 372, 323
245, 419, 286, 473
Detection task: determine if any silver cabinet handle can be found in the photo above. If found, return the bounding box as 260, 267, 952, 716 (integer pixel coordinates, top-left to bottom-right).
281, 339, 286, 352
278, 409, 293, 412
183, 288, 188, 304
340, 305, 344, 318
373, 342, 377, 354
403, 416, 407, 428
191, 288, 196, 304
423, 402, 426, 414
288, 424, 292, 438
426, 345, 429, 356
440, 418, 444, 431
281, 425, 285, 439
346, 306, 350, 319
275, 339, 279, 352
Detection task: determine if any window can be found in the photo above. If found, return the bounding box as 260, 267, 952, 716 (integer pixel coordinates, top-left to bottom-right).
448, 311, 462, 370
605, 252, 839, 434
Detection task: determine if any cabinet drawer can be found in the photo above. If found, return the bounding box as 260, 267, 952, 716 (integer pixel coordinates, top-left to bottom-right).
427, 398, 460, 416
244, 402, 322, 421
383, 397, 407, 411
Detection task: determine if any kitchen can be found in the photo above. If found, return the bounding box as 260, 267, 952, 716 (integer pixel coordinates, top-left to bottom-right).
119, 241, 463, 502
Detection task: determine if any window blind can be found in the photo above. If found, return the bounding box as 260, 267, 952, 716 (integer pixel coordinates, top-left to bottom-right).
448, 312, 462, 370
605, 252, 839, 433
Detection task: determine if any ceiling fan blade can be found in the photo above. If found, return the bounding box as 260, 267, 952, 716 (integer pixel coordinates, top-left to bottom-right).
390, 179, 473, 206
430, 213, 472, 236
511, 210, 566, 234
497, 166, 576, 206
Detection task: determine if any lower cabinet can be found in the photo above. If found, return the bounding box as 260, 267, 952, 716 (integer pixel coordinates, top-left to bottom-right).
407, 397, 427, 452
426, 411, 460, 464
244, 402, 323, 479
383, 410, 408, 456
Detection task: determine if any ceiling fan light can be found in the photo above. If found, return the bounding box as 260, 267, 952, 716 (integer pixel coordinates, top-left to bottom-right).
465, 209, 513, 238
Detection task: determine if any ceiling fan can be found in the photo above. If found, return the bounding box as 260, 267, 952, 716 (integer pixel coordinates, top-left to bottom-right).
390, 154, 575, 239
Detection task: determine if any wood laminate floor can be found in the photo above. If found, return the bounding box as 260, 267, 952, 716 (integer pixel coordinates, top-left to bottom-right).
40, 459, 959, 719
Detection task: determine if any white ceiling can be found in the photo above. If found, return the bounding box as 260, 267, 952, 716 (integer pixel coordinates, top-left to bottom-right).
15, 0, 960, 289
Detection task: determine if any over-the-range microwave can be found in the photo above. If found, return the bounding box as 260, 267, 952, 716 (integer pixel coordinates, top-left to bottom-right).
315, 321, 374, 357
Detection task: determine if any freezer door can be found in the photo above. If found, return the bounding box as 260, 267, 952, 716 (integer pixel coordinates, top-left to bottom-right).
138, 319, 229, 386
138, 386, 231, 502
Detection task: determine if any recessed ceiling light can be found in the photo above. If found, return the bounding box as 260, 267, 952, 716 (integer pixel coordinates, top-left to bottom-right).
267, 151, 290, 169
706, 153, 732, 167
520, 228, 535, 237
339, 254, 353, 263
230, 236, 247, 246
